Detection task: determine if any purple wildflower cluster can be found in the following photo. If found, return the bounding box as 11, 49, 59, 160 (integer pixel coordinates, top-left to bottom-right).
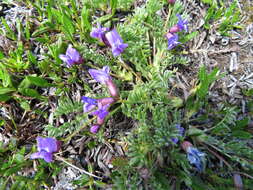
90, 25, 128, 57
83, 66, 119, 133
166, 14, 188, 50
31, 13, 191, 165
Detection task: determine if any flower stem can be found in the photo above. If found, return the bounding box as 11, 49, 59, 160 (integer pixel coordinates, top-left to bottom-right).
55, 155, 102, 179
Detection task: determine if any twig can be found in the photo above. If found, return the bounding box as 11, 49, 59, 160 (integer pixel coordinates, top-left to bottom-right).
233, 171, 253, 180
55, 155, 102, 179
188, 47, 240, 55
202, 143, 232, 169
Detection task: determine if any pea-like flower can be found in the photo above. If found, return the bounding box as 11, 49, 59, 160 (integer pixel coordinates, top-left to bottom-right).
182, 141, 205, 172
30, 137, 61, 163
59, 45, 83, 67
88, 66, 119, 98
82, 97, 97, 113
105, 29, 128, 57
171, 124, 184, 144
169, 14, 188, 33
90, 125, 100, 134
92, 104, 110, 125
90, 24, 109, 44
166, 33, 181, 50
88, 66, 111, 85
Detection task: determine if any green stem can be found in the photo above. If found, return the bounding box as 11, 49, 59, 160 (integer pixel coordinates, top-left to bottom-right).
164, 5, 172, 31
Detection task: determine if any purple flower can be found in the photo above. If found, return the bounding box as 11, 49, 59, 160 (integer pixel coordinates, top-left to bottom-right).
169, 14, 188, 33
92, 104, 110, 122
90, 125, 100, 134
59, 45, 83, 67
88, 66, 111, 84
82, 96, 98, 113
30, 137, 61, 163
171, 124, 184, 144
105, 29, 128, 57
166, 33, 181, 50
90, 24, 109, 43
176, 14, 188, 32
187, 147, 205, 172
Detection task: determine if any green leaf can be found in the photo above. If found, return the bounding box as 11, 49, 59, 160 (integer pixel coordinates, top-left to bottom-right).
0, 87, 15, 95
81, 6, 92, 33
20, 101, 31, 111
196, 66, 221, 99
242, 88, 253, 96
26, 76, 52, 87
201, 0, 213, 4
235, 118, 249, 129
19, 88, 42, 99
231, 131, 252, 139
0, 94, 12, 102
18, 78, 31, 89
180, 31, 199, 43
110, 0, 118, 15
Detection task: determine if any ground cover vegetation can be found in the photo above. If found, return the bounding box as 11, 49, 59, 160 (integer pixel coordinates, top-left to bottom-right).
0, 0, 253, 189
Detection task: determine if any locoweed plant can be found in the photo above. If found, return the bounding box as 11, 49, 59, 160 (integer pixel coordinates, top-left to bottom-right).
0, 0, 252, 189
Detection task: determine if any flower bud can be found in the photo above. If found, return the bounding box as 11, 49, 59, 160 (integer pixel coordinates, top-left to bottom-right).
168, 0, 176, 4
106, 79, 119, 98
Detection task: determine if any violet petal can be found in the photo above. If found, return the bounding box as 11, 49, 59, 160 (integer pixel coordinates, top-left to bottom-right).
167, 33, 181, 50
59, 54, 75, 67
105, 29, 128, 56
88, 66, 111, 84
37, 137, 59, 153
90, 24, 109, 42
176, 14, 188, 32
66, 45, 82, 63
83, 104, 96, 113
30, 150, 53, 163
90, 125, 100, 134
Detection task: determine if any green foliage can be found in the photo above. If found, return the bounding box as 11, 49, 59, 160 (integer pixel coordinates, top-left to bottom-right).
204, 0, 241, 35
0, 137, 60, 189
54, 96, 83, 117
0, 0, 251, 189
196, 66, 222, 99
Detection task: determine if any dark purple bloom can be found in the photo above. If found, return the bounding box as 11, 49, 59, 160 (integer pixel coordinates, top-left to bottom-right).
166, 33, 181, 50
59, 45, 83, 67
82, 96, 98, 113
88, 66, 111, 84
171, 124, 184, 144
186, 146, 205, 172
90, 24, 109, 43
176, 14, 188, 32
90, 125, 100, 134
105, 29, 128, 57
30, 137, 60, 163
